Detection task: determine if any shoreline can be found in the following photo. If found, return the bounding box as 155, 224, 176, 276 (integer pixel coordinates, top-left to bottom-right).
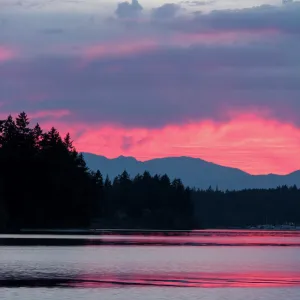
12, 226, 300, 236
1, 229, 300, 247
1, 227, 300, 237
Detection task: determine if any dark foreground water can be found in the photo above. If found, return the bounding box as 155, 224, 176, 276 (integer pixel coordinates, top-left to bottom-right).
1, 230, 300, 299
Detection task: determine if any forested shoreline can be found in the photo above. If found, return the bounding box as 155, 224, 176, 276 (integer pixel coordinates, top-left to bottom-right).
0, 113, 300, 232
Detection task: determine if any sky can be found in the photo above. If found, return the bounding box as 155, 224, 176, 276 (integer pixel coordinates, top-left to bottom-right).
0, 0, 300, 174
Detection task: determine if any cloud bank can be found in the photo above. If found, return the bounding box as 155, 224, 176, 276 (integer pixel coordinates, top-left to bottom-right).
1, 0, 300, 173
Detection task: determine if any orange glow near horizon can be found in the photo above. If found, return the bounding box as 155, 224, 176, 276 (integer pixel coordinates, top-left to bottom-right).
33, 113, 300, 175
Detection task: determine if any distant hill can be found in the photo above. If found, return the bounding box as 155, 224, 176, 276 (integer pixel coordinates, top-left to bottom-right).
83, 153, 300, 190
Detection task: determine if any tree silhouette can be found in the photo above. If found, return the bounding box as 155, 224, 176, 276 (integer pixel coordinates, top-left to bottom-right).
1, 112, 300, 232
0, 113, 100, 230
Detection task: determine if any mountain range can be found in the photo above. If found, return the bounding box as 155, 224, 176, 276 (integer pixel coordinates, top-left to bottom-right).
83, 153, 300, 190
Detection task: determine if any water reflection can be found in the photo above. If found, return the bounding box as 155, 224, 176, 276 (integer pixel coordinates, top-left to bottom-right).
73, 271, 300, 288
1, 230, 300, 246
2, 271, 300, 288
1, 231, 300, 291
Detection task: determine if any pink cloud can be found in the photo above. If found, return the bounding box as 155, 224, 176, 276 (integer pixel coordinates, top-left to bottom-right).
81, 29, 277, 61
0, 46, 16, 62
45, 27, 280, 70
81, 39, 158, 62
37, 114, 300, 175
68, 27, 280, 70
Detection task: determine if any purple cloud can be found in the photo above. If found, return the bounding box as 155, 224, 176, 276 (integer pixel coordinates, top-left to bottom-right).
0, 2, 300, 129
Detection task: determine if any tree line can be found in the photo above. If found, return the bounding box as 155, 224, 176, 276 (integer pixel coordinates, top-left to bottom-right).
192, 186, 300, 228
0, 112, 194, 231
0, 112, 299, 232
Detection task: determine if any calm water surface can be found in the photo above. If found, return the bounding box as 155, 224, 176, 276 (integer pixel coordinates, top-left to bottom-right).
1, 230, 300, 299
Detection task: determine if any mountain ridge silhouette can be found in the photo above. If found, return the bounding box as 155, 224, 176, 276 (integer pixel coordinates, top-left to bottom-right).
83, 152, 300, 190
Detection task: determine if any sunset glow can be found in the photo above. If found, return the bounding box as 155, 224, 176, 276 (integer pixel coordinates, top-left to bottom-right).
32, 113, 300, 175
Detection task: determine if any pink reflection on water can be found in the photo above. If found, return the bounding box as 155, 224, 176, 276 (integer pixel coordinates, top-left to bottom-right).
86, 230, 300, 246
74, 271, 300, 288
3, 230, 300, 246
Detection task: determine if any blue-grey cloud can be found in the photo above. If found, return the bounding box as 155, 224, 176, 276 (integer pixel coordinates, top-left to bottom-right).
151, 3, 181, 20
115, 0, 143, 19
180, 0, 216, 6
172, 2, 300, 34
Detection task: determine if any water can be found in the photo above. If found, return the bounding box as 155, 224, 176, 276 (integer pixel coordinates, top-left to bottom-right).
1, 230, 300, 299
